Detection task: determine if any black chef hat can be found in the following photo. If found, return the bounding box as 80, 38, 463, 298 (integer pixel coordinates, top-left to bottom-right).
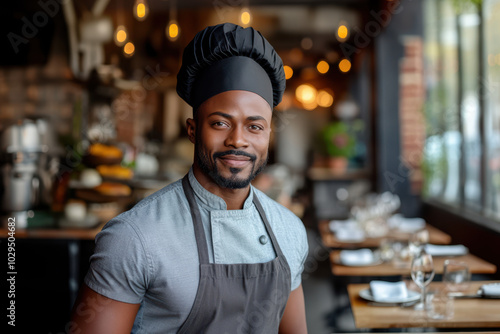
176, 23, 285, 112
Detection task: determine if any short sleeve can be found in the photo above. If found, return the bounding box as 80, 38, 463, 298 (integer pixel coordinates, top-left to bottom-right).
291, 222, 308, 291
84, 218, 151, 304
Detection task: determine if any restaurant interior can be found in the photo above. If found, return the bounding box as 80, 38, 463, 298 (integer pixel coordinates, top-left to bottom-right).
1, 0, 500, 332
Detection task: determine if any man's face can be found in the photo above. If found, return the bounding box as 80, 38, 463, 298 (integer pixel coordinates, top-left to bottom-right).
188, 90, 272, 189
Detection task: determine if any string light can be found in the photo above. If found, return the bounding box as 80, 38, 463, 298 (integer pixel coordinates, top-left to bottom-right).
134, 0, 149, 21
339, 59, 352, 72
166, 0, 180, 42
167, 20, 180, 41
240, 7, 251, 26
114, 25, 128, 46
316, 60, 330, 74
337, 24, 349, 40
123, 41, 135, 57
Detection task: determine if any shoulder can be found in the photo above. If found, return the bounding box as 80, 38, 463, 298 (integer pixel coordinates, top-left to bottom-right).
96, 178, 191, 250
110, 178, 187, 226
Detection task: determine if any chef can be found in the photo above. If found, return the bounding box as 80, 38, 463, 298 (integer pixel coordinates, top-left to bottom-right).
71, 23, 309, 334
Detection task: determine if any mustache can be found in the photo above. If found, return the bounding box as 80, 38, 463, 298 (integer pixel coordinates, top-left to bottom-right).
213, 150, 256, 161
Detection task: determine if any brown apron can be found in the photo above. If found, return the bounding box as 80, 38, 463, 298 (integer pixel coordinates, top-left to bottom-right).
178, 175, 291, 334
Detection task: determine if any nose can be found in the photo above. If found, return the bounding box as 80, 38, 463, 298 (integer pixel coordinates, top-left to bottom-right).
224, 125, 248, 149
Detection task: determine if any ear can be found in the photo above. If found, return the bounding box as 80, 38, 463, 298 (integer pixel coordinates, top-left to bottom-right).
186, 118, 196, 144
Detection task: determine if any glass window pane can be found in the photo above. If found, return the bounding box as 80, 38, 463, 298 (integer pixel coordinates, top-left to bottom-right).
459, 3, 482, 209
441, 0, 461, 204
484, 0, 500, 217
423, 0, 446, 198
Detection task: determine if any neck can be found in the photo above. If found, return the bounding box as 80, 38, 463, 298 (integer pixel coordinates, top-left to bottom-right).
192, 164, 250, 210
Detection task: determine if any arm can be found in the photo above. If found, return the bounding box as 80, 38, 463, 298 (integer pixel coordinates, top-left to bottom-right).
279, 284, 307, 334
70, 284, 140, 334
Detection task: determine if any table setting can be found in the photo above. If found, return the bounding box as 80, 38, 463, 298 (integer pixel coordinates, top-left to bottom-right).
320, 191, 495, 276
320, 192, 452, 249
346, 249, 500, 329
348, 279, 500, 329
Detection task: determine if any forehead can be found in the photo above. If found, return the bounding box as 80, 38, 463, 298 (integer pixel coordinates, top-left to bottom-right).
197, 90, 272, 121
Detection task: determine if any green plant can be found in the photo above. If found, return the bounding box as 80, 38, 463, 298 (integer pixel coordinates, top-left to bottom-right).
321, 121, 355, 158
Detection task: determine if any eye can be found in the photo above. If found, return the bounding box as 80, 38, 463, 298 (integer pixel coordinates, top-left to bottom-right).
212, 121, 229, 128
249, 124, 264, 131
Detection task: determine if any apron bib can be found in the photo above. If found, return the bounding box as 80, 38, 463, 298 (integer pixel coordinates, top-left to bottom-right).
178, 175, 291, 334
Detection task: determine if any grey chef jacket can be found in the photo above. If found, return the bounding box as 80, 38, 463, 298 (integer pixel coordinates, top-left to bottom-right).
84, 169, 309, 333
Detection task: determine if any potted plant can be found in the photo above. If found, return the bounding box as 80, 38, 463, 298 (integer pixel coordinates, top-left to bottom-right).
321, 121, 355, 172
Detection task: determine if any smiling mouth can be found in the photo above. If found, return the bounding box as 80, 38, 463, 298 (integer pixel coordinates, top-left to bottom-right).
218, 155, 252, 168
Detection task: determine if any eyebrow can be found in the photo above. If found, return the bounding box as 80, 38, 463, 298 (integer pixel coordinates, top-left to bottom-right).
208, 111, 268, 123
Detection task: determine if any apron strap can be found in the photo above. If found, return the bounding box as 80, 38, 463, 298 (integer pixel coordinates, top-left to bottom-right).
252, 194, 286, 259
182, 175, 210, 265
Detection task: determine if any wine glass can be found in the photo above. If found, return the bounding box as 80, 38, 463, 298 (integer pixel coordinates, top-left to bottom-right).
411, 251, 435, 310
443, 260, 470, 295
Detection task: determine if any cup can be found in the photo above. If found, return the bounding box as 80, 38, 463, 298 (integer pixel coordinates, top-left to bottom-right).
426, 287, 454, 320
443, 260, 470, 294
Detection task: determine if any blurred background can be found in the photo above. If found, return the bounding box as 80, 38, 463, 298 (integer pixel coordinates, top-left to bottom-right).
1, 0, 500, 332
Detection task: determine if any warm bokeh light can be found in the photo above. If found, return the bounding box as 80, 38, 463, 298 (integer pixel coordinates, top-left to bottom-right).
339, 59, 352, 72
316, 60, 330, 74
317, 90, 334, 108
124, 42, 135, 57
295, 84, 317, 104
337, 24, 348, 39
114, 25, 128, 46
284, 65, 293, 80
137, 3, 146, 17
134, 0, 149, 21
240, 8, 251, 25
167, 21, 180, 41
303, 101, 318, 110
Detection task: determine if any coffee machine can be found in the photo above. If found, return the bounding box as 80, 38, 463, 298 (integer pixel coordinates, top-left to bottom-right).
0, 119, 58, 228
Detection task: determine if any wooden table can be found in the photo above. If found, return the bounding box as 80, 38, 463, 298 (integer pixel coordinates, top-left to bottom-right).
348, 281, 500, 329
319, 219, 452, 248
330, 251, 497, 276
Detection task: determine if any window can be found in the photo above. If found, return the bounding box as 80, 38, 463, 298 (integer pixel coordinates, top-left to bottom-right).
423, 0, 500, 224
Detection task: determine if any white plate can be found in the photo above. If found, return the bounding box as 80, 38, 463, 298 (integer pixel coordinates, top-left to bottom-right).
335, 251, 383, 267
359, 288, 421, 304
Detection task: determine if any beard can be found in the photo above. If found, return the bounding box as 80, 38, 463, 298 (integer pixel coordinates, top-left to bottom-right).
195, 137, 268, 189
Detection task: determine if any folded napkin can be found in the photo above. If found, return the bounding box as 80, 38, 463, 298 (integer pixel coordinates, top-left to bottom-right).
388, 214, 426, 232
425, 244, 468, 257
336, 227, 365, 242
398, 218, 426, 233
329, 219, 357, 232
481, 283, 500, 297
370, 280, 408, 302
339, 249, 374, 266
